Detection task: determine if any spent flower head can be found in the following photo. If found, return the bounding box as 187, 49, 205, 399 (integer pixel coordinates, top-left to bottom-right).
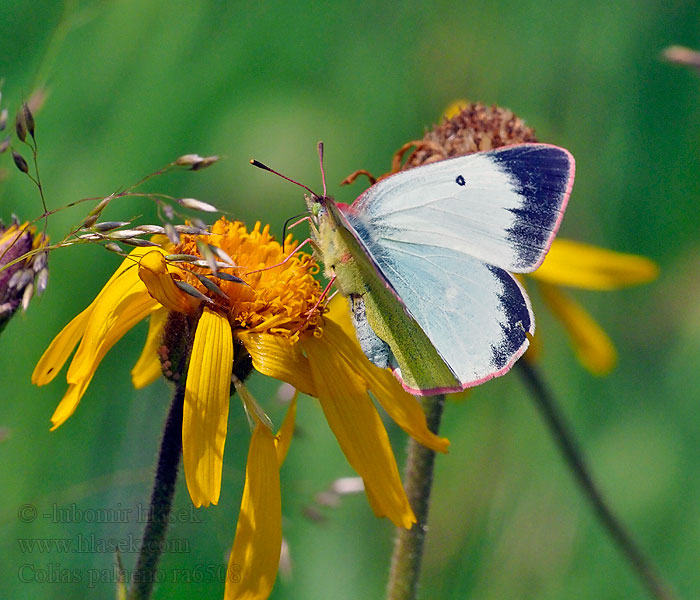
0, 219, 48, 333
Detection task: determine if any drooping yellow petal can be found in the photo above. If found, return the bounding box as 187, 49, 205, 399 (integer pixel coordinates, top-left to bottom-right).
33, 247, 152, 386
325, 297, 449, 453
532, 239, 659, 290
131, 307, 169, 389
275, 394, 297, 465
32, 306, 92, 386
66, 287, 159, 384
46, 290, 158, 429
50, 378, 94, 430
183, 307, 233, 507
224, 422, 281, 600
538, 282, 617, 375
138, 250, 199, 315
238, 331, 316, 397
88, 246, 155, 299
304, 334, 415, 529
363, 480, 387, 518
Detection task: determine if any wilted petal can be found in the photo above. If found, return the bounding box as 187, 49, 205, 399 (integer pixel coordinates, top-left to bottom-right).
183, 307, 233, 507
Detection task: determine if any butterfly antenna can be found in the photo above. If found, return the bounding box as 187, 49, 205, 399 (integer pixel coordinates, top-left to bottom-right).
317, 141, 327, 197
250, 159, 318, 197
282, 211, 312, 251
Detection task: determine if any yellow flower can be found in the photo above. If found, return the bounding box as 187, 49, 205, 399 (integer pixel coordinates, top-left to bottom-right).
526, 238, 659, 375
33, 218, 448, 599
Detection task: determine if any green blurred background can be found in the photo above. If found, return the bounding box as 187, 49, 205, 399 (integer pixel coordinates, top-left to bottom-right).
1, 1, 699, 598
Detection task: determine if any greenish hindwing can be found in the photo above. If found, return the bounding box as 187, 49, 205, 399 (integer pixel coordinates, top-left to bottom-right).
326, 207, 460, 392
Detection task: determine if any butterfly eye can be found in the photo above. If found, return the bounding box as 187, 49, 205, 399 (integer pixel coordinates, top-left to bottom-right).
455, 175, 466, 186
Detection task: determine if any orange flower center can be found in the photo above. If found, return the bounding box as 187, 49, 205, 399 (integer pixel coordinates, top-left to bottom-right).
173, 218, 323, 340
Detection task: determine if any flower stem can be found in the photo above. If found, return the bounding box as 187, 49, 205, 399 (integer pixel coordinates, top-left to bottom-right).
129, 383, 185, 600
516, 360, 674, 600
386, 394, 445, 600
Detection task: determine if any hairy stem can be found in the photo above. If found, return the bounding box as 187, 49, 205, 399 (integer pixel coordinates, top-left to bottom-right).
129, 383, 185, 600
386, 394, 445, 600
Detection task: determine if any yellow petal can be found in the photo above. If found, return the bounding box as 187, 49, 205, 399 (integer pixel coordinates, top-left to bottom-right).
50, 378, 94, 430
532, 239, 659, 290
183, 307, 233, 507
538, 283, 617, 375
66, 286, 158, 384
275, 394, 297, 465
238, 331, 316, 397
32, 306, 92, 386
32, 247, 153, 386
325, 297, 449, 453
131, 307, 169, 389
363, 479, 387, 518
138, 250, 199, 314
303, 334, 415, 529
47, 290, 158, 429
224, 422, 281, 600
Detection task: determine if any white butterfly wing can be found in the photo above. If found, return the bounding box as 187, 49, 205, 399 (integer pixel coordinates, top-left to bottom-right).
337, 143, 574, 391
351, 144, 574, 273
370, 239, 534, 391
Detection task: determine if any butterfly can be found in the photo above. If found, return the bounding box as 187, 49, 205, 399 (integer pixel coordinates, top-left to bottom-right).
255, 143, 574, 395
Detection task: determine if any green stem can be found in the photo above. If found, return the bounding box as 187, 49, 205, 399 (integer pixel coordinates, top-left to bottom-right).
129, 383, 185, 600
517, 360, 674, 600
386, 394, 445, 600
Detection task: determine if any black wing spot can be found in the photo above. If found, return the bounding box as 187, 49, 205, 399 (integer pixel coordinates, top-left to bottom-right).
455, 175, 466, 186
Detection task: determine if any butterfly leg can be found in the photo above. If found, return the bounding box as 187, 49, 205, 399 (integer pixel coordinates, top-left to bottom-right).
286, 215, 313, 231
340, 169, 377, 186
350, 294, 392, 369
291, 275, 337, 335
244, 237, 322, 276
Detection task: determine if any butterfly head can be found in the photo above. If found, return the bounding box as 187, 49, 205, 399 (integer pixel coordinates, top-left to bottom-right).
305, 190, 334, 219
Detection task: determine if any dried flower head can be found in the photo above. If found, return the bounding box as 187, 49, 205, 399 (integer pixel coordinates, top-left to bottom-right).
394, 101, 538, 171
0, 220, 49, 333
